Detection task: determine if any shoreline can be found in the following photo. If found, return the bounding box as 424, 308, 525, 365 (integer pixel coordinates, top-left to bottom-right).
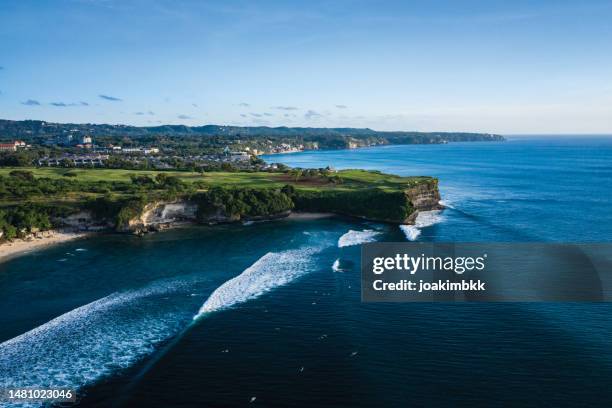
0, 207, 410, 264
0, 230, 92, 264
260, 138, 505, 158
286, 212, 336, 220
0, 212, 335, 263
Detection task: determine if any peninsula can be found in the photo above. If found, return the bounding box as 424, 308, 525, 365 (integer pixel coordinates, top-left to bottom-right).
0, 120, 499, 258
0, 167, 441, 255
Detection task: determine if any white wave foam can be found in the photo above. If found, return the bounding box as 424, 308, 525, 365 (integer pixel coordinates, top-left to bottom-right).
338, 229, 381, 248
400, 210, 444, 241
0, 282, 189, 393
438, 199, 454, 209
195, 247, 319, 317
415, 210, 444, 228
332, 259, 341, 272
400, 225, 421, 241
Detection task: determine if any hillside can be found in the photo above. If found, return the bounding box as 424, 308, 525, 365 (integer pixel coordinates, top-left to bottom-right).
0, 119, 504, 151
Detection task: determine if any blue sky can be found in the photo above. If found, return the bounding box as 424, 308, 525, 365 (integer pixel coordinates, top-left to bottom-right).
0, 0, 611, 133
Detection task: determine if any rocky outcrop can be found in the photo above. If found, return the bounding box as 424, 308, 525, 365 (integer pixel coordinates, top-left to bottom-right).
292, 179, 442, 225
127, 200, 198, 234
403, 180, 444, 223
198, 209, 291, 225
124, 199, 292, 235
120, 179, 443, 235
55, 211, 109, 232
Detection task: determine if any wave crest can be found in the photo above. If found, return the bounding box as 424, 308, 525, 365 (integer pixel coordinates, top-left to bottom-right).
195, 247, 318, 318
338, 229, 381, 248
400, 210, 444, 241
0, 281, 190, 392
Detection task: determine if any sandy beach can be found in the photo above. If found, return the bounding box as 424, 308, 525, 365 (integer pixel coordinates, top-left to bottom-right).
0, 231, 90, 263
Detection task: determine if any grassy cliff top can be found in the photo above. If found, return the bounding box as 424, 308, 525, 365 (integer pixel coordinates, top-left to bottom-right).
0, 167, 440, 234
0, 167, 434, 193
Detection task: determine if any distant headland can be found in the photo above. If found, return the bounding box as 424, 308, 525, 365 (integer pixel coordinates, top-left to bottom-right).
0, 119, 504, 157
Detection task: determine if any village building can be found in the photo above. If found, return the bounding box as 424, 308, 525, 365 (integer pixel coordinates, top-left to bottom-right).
0, 141, 28, 151
0, 143, 16, 152
38, 154, 109, 167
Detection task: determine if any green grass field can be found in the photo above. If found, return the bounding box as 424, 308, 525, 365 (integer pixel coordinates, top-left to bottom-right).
0, 167, 432, 192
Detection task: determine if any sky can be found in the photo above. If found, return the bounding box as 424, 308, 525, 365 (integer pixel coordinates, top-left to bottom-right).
0, 0, 611, 134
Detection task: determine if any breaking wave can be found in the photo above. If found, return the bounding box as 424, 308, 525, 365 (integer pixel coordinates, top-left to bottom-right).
0, 281, 192, 394
400, 225, 421, 241
338, 229, 381, 248
0, 232, 336, 398
400, 210, 444, 241
438, 199, 455, 209
195, 246, 320, 318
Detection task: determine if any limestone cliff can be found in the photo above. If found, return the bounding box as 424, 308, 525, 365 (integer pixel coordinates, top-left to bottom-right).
292, 178, 443, 225
54, 211, 110, 231
403, 179, 443, 223
126, 201, 198, 234
122, 179, 442, 234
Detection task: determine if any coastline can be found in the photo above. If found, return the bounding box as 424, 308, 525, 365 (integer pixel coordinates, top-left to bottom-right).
286, 212, 335, 220
0, 212, 334, 263
260, 137, 505, 157
0, 230, 92, 264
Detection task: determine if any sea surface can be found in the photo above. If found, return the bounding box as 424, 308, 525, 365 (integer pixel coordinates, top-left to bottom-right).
2, 136, 612, 407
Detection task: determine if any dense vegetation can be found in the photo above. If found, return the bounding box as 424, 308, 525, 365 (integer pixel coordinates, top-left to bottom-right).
0, 119, 502, 141
291, 189, 412, 222
194, 187, 294, 221
0, 205, 54, 240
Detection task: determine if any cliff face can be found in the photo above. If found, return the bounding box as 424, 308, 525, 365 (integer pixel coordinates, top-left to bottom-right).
54, 211, 110, 231
403, 180, 443, 223
292, 179, 442, 225
124, 199, 291, 234
126, 201, 198, 234
119, 179, 443, 234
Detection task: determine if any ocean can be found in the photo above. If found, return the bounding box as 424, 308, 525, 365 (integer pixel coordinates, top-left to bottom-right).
1, 136, 612, 407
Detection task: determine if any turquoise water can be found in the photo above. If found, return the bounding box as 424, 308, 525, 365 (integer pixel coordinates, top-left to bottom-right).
1, 136, 612, 407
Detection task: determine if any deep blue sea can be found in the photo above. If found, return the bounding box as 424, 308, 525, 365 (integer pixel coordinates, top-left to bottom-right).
1, 136, 612, 407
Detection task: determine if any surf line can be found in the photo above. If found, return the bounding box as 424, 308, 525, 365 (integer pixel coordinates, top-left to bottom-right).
112, 311, 211, 407
114, 245, 323, 406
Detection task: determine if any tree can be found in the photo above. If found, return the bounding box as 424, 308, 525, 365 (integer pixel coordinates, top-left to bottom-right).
130, 175, 155, 186
281, 184, 295, 197
221, 162, 238, 172
60, 158, 75, 168
155, 173, 168, 185
0, 152, 36, 167
329, 175, 343, 184
9, 170, 35, 181
289, 168, 303, 182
